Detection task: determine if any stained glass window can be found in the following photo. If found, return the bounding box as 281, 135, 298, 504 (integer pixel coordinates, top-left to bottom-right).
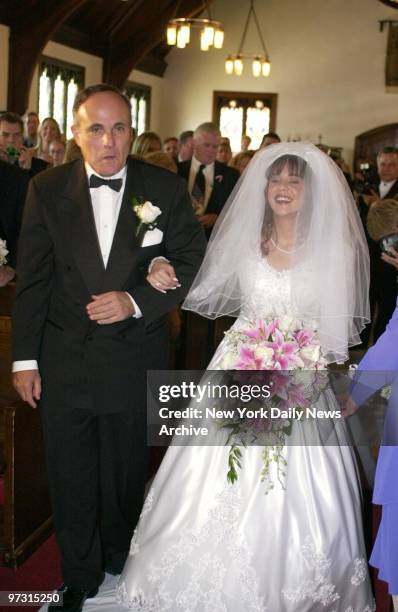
38, 56, 85, 138
125, 82, 151, 134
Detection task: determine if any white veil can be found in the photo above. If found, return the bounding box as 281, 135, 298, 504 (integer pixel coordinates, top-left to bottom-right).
183, 142, 370, 364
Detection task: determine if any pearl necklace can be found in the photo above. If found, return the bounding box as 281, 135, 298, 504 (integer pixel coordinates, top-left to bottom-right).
270, 237, 304, 254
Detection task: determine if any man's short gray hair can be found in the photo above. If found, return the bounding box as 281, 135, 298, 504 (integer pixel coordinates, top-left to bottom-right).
194, 122, 221, 139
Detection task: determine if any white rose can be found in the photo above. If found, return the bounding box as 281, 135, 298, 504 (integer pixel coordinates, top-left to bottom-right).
300, 345, 320, 364
137, 201, 161, 224
255, 346, 274, 365
218, 351, 238, 369
278, 316, 294, 332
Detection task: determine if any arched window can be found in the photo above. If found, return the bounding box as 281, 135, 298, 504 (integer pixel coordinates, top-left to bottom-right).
38, 56, 85, 138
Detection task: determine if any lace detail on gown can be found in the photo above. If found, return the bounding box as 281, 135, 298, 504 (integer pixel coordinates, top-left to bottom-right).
117, 485, 266, 611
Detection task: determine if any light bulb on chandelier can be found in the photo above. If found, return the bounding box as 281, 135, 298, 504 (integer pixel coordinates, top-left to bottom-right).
224, 0, 271, 77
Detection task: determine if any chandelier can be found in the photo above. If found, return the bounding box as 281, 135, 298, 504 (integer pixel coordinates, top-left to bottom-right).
166, 2, 224, 51
225, 0, 270, 77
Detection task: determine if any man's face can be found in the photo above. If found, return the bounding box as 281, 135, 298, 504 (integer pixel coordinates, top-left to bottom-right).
72, 91, 133, 176
163, 139, 178, 158
179, 137, 194, 161
26, 115, 39, 137
194, 131, 220, 165
0, 120, 23, 149
377, 153, 398, 183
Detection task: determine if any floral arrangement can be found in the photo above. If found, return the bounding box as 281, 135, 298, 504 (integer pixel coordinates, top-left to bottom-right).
219, 317, 329, 491
132, 197, 161, 236
0, 238, 8, 266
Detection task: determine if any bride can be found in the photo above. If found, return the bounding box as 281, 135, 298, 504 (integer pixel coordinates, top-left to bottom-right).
113, 143, 374, 611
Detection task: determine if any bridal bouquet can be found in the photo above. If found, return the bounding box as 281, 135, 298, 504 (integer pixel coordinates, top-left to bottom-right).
0, 239, 8, 266
219, 317, 329, 491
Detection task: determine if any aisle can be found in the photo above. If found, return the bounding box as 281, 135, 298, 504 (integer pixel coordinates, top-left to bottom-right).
39, 574, 126, 612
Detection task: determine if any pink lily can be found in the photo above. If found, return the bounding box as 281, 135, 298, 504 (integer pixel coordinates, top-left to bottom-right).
242, 319, 278, 342
279, 383, 310, 410
235, 346, 265, 370
265, 329, 300, 369
294, 329, 315, 348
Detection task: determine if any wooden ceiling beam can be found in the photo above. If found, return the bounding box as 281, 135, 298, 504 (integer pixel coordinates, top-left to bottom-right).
7, 0, 87, 114
103, 0, 208, 88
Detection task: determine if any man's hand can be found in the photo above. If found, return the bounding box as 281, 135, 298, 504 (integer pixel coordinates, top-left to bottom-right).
382, 246, 398, 270
147, 260, 180, 293
86, 291, 134, 324
0, 265, 15, 287
13, 369, 42, 409
197, 213, 217, 228
17, 146, 32, 170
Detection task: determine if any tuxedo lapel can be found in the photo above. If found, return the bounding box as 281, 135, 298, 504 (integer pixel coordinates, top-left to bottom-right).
100, 158, 141, 292
61, 160, 105, 295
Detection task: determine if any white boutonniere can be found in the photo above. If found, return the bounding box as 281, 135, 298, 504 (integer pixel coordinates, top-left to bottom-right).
215, 174, 223, 183
0, 238, 8, 266
132, 197, 162, 237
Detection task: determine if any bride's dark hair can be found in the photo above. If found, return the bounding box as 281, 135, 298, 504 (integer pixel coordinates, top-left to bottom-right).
261, 154, 308, 255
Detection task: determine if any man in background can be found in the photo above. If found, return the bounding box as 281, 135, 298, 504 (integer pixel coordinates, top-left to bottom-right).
177, 130, 194, 162
23, 111, 40, 148
0, 112, 48, 177
362, 146, 398, 342
178, 122, 239, 234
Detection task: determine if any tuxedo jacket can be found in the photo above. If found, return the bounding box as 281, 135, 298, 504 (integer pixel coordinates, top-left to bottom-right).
178, 160, 239, 216
13, 157, 206, 414
0, 160, 28, 268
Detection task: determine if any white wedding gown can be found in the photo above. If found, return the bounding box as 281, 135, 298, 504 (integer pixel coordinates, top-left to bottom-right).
81, 257, 374, 612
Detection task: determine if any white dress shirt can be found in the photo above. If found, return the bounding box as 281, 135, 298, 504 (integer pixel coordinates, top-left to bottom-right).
379, 179, 396, 199
13, 163, 142, 373
188, 156, 214, 212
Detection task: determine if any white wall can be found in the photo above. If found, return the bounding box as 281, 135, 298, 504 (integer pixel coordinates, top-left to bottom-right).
160, 0, 398, 163
0, 24, 9, 111
27, 41, 103, 113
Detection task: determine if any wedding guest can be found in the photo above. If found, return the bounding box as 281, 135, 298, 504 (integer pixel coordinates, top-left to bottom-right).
0, 112, 48, 177
260, 131, 281, 148
132, 131, 161, 156
217, 138, 233, 165
163, 136, 178, 162
178, 122, 239, 233
361, 147, 398, 343
229, 150, 254, 175
241, 134, 251, 152
177, 130, 194, 162
367, 198, 398, 271
33, 117, 62, 164
348, 305, 398, 611
48, 139, 66, 167
23, 111, 40, 148
144, 150, 177, 174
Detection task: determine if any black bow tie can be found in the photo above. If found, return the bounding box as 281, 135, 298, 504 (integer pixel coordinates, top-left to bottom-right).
89, 174, 123, 192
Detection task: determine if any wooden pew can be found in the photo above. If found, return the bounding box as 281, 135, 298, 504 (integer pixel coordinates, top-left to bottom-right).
0, 284, 52, 567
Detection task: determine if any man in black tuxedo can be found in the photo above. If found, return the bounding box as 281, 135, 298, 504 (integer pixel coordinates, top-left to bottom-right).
178, 122, 239, 235
361, 146, 398, 342
0, 160, 27, 285
12, 84, 205, 611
